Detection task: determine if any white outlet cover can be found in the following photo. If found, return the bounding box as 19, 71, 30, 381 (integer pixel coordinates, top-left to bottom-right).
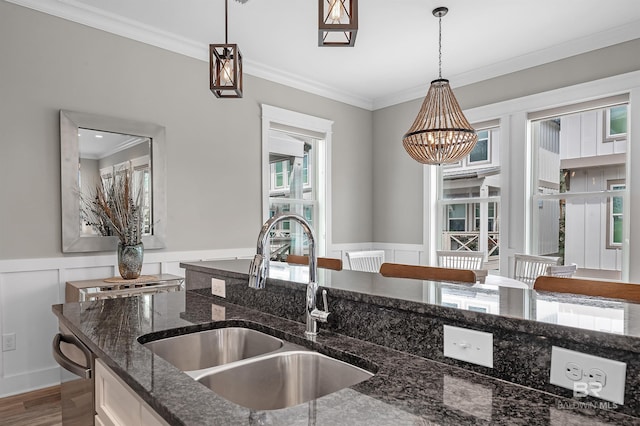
443, 325, 493, 368
2, 333, 16, 352
211, 278, 226, 298
550, 346, 626, 405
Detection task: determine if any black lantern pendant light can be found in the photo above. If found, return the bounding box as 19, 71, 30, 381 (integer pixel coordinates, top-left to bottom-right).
318, 0, 358, 47
210, 0, 243, 98
402, 7, 477, 165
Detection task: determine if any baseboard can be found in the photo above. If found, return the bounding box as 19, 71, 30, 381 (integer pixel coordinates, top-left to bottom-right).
0, 366, 61, 398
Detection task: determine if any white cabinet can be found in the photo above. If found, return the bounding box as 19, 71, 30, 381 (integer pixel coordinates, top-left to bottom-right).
95, 358, 169, 426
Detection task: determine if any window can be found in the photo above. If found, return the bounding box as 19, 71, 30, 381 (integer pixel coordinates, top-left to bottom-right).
438, 124, 501, 265
530, 102, 628, 279
468, 130, 490, 164
268, 142, 315, 260
262, 105, 333, 260
447, 204, 466, 231
605, 105, 627, 139
607, 180, 625, 248
474, 202, 496, 231
274, 161, 286, 188
303, 152, 309, 185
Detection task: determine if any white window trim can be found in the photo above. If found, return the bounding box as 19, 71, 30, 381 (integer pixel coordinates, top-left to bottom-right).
261, 105, 333, 256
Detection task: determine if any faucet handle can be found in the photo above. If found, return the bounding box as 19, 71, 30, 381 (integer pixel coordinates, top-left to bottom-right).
310, 289, 330, 323
321, 289, 329, 312
248, 254, 265, 289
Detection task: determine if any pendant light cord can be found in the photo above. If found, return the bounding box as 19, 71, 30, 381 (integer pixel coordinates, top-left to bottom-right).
438, 13, 442, 79
225, 0, 228, 44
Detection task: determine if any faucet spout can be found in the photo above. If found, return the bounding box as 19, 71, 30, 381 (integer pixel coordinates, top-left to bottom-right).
248, 213, 328, 339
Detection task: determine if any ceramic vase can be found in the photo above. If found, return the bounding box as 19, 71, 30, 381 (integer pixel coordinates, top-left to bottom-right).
117, 242, 144, 279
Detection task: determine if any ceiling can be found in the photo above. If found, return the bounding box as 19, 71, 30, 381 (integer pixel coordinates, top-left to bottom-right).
10, 0, 640, 109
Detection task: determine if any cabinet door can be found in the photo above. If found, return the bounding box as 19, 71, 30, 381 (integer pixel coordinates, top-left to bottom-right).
95, 359, 141, 426
141, 404, 170, 426
95, 358, 169, 426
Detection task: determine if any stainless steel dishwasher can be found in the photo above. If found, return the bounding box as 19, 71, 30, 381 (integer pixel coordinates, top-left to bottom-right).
52, 323, 95, 425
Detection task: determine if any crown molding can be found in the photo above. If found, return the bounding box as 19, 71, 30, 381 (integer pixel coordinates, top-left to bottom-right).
244, 58, 373, 110
8, 0, 640, 112
372, 19, 640, 110
6, 0, 374, 110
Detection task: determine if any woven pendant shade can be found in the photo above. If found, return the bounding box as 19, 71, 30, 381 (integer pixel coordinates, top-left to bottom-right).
402, 7, 476, 165
403, 78, 477, 164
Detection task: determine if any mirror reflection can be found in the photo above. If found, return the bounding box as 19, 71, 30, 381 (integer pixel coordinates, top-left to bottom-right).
266, 262, 633, 336
60, 110, 166, 253
78, 128, 152, 236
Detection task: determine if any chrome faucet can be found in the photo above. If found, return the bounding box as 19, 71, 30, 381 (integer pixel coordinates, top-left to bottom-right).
248, 213, 330, 339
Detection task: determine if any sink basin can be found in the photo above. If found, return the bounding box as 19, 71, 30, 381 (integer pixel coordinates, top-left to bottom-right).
143, 327, 283, 371
196, 350, 374, 410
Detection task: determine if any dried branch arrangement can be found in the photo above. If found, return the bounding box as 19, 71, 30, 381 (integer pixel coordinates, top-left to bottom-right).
81, 167, 143, 246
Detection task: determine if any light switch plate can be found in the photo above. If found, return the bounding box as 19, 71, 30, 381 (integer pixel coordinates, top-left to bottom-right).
550, 346, 626, 405
443, 325, 493, 368
211, 278, 225, 298
2, 333, 16, 352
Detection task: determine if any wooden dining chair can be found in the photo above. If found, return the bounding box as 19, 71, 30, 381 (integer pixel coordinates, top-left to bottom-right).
286, 254, 343, 271
533, 276, 640, 302
379, 263, 476, 283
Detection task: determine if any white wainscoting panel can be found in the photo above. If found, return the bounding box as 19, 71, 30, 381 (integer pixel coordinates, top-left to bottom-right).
0, 243, 425, 397
0, 268, 60, 396
0, 247, 254, 398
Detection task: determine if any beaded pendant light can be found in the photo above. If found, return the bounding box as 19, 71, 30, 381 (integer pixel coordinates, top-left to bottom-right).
402, 7, 477, 165
210, 0, 243, 98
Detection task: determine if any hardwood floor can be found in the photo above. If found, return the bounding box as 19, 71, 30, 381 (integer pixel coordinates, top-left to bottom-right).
0, 385, 62, 426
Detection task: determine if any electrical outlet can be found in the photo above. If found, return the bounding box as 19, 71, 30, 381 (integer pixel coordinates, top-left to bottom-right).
565, 362, 582, 381
550, 346, 626, 405
211, 278, 226, 298
443, 325, 493, 368
588, 368, 607, 387
2, 333, 16, 351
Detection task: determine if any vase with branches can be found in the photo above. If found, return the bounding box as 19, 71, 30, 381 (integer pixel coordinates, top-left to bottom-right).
81, 167, 144, 279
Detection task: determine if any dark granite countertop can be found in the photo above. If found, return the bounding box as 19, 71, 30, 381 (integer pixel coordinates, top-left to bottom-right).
53, 289, 640, 425
181, 260, 640, 350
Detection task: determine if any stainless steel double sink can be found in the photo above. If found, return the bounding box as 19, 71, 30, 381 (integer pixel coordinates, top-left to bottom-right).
141, 327, 374, 410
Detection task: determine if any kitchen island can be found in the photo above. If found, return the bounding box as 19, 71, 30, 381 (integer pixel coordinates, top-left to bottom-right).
53, 264, 640, 425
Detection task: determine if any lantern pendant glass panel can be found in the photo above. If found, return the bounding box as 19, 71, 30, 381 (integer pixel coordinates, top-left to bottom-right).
210, 44, 243, 98
318, 0, 358, 47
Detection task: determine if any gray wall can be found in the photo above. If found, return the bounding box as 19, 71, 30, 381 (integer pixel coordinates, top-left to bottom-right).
0, 2, 373, 259
372, 38, 640, 245
2, 1, 639, 260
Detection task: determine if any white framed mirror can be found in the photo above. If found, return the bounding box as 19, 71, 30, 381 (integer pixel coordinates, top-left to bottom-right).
61, 110, 167, 252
